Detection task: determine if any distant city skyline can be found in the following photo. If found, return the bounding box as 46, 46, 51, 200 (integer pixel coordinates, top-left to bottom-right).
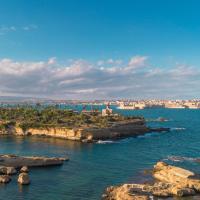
0, 0, 200, 99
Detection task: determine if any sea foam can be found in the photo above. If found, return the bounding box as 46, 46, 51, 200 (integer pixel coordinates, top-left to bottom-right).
164, 156, 200, 162
96, 140, 115, 144
170, 127, 186, 131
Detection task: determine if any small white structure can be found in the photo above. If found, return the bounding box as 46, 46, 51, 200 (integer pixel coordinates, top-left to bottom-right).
102, 105, 113, 116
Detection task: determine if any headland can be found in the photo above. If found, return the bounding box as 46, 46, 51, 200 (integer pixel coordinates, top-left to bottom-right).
0, 107, 169, 142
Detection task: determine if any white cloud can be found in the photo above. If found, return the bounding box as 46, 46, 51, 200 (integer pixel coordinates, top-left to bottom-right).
0, 24, 38, 35
97, 59, 123, 66
0, 26, 16, 35
97, 60, 104, 66
128, 55, 148, 68
0, 56, 199, 99
48, 57, 57, 65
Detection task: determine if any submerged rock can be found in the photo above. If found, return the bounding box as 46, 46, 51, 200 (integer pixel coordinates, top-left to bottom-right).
0, 154, 69, 168
18, 173, 30, 185
0, 175, 11, 183
103, 162, 200, 199
157, 117, 168, 122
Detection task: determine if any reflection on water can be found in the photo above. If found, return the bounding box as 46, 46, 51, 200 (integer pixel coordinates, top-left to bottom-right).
18, 184, 30, 194
0, 135, 95, 153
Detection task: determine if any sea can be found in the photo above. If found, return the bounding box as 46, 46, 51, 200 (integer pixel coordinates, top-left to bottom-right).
0, 106, 200, 200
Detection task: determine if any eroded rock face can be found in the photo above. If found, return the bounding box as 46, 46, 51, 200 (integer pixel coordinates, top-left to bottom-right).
0, 175, 11, 183
18, 173, 30, 185
103, 162, 200, 200
14, 127, 91, 141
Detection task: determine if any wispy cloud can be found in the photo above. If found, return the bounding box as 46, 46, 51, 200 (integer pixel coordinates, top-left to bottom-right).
0, 24, 38, 35
128, 56, 148, 69
97, 59, 123, 66
0, 56, 199, 99
0, 26, 16, 35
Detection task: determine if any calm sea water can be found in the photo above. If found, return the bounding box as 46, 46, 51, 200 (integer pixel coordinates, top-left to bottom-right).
0, 108, 200, 200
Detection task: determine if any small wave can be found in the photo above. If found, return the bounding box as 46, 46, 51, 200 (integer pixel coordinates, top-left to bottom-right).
146, 117, 170, 122
118, 138, 132, 143
96, 140, 115, 144
171, 127, 186, 131
137, 135, 146, 138
164, 156, 200, 162
137, 132, 159, 138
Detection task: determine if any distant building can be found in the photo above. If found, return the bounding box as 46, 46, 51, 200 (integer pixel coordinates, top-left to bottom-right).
102, 105, 113, 116
117, 102, 146, 110
184, 102, 200, 109
164, 102, 185, 109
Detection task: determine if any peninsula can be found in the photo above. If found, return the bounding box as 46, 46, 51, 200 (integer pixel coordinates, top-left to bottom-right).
0, 107, 169, 142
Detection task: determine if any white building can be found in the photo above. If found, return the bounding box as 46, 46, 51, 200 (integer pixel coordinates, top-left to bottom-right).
102, 105, 113, 116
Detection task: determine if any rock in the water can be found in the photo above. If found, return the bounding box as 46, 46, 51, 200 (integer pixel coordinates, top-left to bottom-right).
0, 175, 11, 183
153, 161, 200, 191
0, 154, 68, 167
20, 166, 29, 173
102, 184, 150, 200
103, 162, 200, 199
152, 162, 200, 196
18, 173, 30, 185
0, 166, 17, 175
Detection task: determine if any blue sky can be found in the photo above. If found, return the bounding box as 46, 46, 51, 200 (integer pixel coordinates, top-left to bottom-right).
0, 0, 200, 99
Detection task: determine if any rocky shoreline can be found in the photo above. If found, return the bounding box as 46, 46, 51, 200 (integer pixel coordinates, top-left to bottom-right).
103, 162, 200, 200
0, 119, 169, 143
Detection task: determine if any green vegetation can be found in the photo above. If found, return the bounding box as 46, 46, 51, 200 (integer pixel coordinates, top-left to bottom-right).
0, 107, 143, 131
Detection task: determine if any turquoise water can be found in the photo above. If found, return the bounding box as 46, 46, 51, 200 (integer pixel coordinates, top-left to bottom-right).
0, 108, 200, 200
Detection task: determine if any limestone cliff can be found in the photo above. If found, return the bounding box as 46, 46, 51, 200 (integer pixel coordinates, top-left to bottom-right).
14, 127, 87, 141
0, 119, 169, 142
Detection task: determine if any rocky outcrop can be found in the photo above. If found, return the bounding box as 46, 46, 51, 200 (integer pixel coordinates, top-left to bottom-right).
153, 161, 200, 192
22, 127, 84, 141
0, 175, 11, 183
103, 162, 200, 199
0, 154, 68, 168
0, 155, 67, 185
18, 173, 30, 185
1, 119, 169, 143
103, 184, 150, 200
20, 166, 29, 173
0, 166, 17, 175
82, 127, 169, 143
